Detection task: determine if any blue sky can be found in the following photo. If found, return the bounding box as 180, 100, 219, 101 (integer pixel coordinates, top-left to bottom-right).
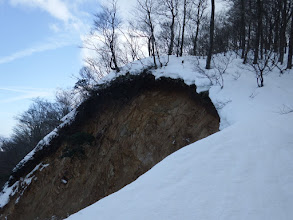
0, 0, 102, 137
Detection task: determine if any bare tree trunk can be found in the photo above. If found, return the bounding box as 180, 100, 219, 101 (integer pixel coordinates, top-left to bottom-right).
147, 3, 157, 68
243, 0, 252, 64
243, 23, 251, 64
193, 23, 200, 56
279, 0, 287, 64
176, 22, 181, 57
151, 35, 157, 68
253, 0, 262, 64
193, 0, 205, 56
260, 17, 264, 59
287, 5, 293, 69
110, 14, 120, 72
240, 0, 246, 58
179, 0, 187, 57
168, 14, 176, 55
273, 1, 281, 53
267, 19, 273, 53
206, 0, 215, 69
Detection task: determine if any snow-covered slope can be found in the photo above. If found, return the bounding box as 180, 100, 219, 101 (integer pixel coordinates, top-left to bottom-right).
67, 55, 293, 220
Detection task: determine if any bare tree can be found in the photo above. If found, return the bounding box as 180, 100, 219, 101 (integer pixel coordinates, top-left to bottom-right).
133, 0, 162, 68
212, 52, 235, 88
158, 0, 179, 55
191, 0, 207, 56
120, 28, 146, 61
0, 97, 72, 189
83, 0, 122, 76
55, 88, 76, 115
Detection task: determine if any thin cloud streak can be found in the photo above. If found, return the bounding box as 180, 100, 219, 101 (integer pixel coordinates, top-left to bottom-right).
0, 87, 54, 104
0, 38, 71, 64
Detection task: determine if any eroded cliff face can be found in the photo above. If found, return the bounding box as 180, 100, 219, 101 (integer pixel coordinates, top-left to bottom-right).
0, 73, 219, 219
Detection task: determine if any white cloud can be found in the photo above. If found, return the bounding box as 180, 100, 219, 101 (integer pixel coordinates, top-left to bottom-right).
116, 0, 136, 21
9, 0, 91, 36
10, 0, 74, 22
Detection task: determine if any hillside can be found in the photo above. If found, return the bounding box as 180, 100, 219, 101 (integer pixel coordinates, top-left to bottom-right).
1, 55, 293, 219
66, 55, 293, 220
0, 57, 220, 219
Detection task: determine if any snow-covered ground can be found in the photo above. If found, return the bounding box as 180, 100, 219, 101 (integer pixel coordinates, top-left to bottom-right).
66, 55, 293, 220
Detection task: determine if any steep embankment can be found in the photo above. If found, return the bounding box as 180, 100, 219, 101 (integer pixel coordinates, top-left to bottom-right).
66, 56, 293, 220
0, 72, 219, 219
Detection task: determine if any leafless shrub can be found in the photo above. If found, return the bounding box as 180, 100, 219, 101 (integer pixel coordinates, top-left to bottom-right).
232, 70, 241, 80
247, 51, 278, 87
194, 57, 214, 85
194, 52, 234, 89
278, 104, 293, 115
212, 52, 235, 88
249, 91, 258, 99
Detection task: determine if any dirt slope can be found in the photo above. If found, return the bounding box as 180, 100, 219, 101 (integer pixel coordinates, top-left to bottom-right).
0, 73, 219, 219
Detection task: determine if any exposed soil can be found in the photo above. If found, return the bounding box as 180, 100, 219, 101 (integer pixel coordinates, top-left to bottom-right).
0, 73, 219, 219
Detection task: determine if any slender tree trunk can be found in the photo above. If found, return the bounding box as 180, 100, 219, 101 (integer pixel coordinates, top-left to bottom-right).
111, 16, 120, 72
287, 6, 293, 69
240, 0, 246, 58
176, 23, 181, 57
267, 20, 273, 53
193, 23, 200, 56
168, 15, 176, 55
147, 8, 157, 68
244, 23, 251, 64
148, 37, 151, 57
111, 46, 120, 72
253, 0, 262, 64
179, 0, 187, 57
193, 2, 202, 56
151, 35, 157, 68
260, 16, 264, 59
273, 2, 281, 53
244, 0, 252, 64
279, 0, 287, 64
206, 0, 215, 69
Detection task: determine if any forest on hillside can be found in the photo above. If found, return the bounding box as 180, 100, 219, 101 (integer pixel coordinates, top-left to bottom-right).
1, 0, 293, 189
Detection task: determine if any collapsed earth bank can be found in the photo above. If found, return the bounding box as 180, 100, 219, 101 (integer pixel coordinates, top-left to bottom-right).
1, 72, 219, 219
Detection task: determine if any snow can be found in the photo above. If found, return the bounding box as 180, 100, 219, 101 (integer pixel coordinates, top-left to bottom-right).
12, 109, 77, 173
66, 55, 293, 220
68, 116, 293, 220
0, 182, 18, 208
61, 179, 68, 184
0, 163, 49, 208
